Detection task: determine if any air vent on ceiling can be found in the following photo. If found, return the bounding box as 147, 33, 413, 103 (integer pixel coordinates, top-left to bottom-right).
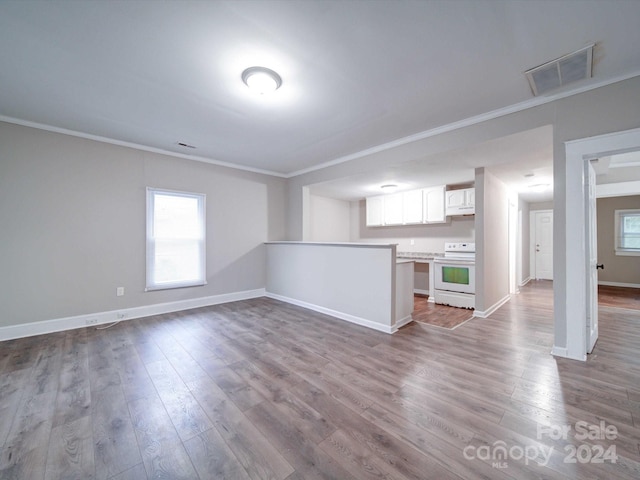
176, 141, 196, 149
525, 44, 594, 96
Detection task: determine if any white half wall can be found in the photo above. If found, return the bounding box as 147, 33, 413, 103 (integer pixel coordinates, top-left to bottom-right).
265, 242, 398, 332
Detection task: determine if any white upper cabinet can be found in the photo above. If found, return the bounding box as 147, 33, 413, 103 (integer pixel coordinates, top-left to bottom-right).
445, 187, 475, 216
366, 196, 385, 226
423, 185, 446, 223
403, 189, 424, 224
366, 185, 448, 227
383, 192, 404, 225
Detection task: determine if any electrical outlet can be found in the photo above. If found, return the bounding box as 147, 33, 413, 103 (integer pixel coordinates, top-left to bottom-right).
410, 239, 415, 246
116, 312, 127, 320
116, 287, 125, 297
86, 318, 98, 325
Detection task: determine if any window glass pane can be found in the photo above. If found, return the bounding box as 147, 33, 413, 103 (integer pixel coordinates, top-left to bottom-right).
154, 194, 201, 239
621, 213, 640, 249
442, 266, 469, 285
147, 188, 205, 290
154, 239, 202, 285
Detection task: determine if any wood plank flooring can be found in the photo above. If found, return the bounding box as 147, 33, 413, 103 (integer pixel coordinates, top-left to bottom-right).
1, 280, 639, 479
598, 285, 640, 310
412, 295, 474, 329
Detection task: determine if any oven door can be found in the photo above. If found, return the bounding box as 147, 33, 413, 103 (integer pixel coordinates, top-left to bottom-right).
434, 259, 475, 294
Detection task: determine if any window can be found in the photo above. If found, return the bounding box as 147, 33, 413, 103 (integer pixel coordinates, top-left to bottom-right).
146, 188, 206, 290
615, 209, 640, 256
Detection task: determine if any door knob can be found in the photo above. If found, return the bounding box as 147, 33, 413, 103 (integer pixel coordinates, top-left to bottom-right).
596, 264, 604, 270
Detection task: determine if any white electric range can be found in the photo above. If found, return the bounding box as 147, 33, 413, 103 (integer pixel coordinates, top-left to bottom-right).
433, 242, 475, 309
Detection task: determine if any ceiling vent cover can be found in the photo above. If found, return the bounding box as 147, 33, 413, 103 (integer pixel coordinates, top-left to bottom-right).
525, 44, 594, 96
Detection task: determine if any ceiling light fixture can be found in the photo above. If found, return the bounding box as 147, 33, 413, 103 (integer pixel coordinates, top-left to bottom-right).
380, 184, 398, 193
528, 183, 550, 192
241, 66, 282, 95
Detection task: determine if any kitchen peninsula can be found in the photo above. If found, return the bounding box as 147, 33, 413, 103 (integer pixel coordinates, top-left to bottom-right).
265, 242, 414, 333
396, 251, 443, 301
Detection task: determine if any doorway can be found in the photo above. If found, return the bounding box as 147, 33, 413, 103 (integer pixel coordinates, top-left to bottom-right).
531, 210, 553, 280
560, 126, 640, 361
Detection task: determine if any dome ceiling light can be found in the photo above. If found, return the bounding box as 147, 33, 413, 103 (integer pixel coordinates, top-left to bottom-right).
241, 66, 282, 95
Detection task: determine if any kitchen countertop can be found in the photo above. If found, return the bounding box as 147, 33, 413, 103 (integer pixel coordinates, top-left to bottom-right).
396, 252, 444, 260
396, 258, 415, 264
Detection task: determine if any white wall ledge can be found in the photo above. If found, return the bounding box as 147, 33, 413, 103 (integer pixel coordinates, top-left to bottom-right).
265, 241, 397, 248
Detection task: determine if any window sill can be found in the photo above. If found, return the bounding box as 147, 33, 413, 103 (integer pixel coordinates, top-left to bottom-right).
615, 250, 640, 257
146, 281, 207, 292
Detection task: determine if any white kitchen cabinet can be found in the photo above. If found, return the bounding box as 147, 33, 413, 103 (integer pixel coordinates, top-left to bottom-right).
383, 192, 404, 225
423, 185, 446, 223
366, 196, 384, 226
403, 189, 424, 224
445, 187, 475, 216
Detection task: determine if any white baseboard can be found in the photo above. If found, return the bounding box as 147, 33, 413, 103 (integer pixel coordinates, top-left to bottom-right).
551, 345, 586, 361
598, 281, 640, 289
0, 288, 266, 341
473, 294, 511, 318
265, 292, 394, 334
519, 277, 531, 287
414, 289, 429, 296
550, 345, 568, 357
392, 315, 414, 332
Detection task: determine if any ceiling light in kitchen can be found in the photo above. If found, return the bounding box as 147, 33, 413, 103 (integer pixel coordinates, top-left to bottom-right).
528, 183, 551, 192
380, 184, 398, 193
242, 66, 282, 94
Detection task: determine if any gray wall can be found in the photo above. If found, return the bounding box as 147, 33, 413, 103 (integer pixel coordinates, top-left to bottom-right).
518, 197, 531, 285
596, 195, 640, 285
286, 75, 640, 351
475, 168, 510, 312
529, 201, 554, 211
308, 194, 351, 242
0, 122, 286, 327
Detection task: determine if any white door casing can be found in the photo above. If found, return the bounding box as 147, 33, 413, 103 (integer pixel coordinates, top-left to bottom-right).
586, 161, 598, 354
561, 126, 640, 361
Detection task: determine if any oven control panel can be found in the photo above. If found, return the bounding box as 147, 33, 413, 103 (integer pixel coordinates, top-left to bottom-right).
444, 242, 475, 253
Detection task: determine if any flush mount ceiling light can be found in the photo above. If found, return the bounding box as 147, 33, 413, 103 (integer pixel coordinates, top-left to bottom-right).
528, 183, 551, 192
241, 66, 282, 95
380, 184, 398, 193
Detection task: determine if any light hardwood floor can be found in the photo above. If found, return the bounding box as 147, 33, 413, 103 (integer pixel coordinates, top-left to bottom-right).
1, 280, 639, 479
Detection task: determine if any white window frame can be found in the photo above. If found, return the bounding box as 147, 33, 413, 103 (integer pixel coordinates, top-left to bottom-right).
614, 209, 640, 256
146, 187, 206, 291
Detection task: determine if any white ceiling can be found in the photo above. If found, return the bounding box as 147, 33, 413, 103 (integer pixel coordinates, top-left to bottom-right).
308, 125, 554, 202
1, 1, 639, 177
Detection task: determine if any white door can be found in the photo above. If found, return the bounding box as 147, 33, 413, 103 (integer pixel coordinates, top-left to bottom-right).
586, 161, 599, 353
533, 211, 553, 280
